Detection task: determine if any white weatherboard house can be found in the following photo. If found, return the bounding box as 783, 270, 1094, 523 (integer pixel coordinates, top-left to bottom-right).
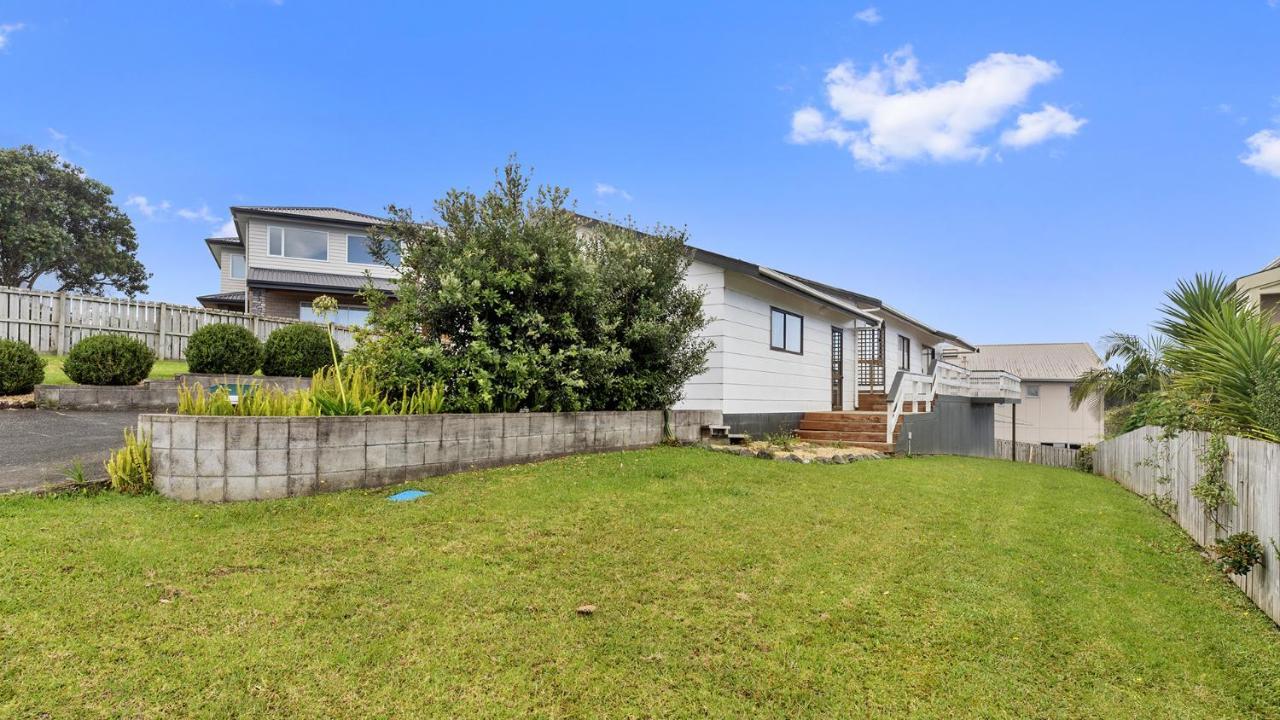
196, 206, 1022, 452
944, 343, 1104, 448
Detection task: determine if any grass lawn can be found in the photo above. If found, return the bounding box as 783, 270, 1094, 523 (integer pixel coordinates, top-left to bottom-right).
39, 355, 189, 385
2, 449, 1278, 718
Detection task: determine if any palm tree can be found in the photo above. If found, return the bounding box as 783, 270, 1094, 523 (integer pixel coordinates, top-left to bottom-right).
1069, 332, 1170, 411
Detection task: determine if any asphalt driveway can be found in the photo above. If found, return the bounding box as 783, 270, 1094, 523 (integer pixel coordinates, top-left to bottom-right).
0, 409, 140, 492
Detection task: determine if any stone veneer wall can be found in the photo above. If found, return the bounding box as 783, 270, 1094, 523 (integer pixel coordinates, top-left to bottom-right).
140, 409, 722, 502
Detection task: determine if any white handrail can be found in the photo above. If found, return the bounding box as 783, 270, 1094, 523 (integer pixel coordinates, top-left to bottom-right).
884, 362, 1023, 443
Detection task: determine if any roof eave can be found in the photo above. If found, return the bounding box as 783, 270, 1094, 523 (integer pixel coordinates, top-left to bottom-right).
230, 206, 386, 230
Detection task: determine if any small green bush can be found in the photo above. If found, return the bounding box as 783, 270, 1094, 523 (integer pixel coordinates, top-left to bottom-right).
1213, 532, 1264, 576
1075, 444, 1096, 474
262, 323, 340, 377
63, 335, 155, 386
186, 323, 262, 375
0, 340, 45, 395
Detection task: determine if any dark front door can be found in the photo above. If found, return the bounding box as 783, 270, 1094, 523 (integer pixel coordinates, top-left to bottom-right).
831, 326, 844, 410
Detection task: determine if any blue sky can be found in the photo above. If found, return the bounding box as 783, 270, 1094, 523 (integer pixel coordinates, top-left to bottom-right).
3, 1, 1280, 347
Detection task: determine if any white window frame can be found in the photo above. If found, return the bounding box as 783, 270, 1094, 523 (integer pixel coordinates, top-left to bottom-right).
228, 252, 246, 280
267, 225, 329, 262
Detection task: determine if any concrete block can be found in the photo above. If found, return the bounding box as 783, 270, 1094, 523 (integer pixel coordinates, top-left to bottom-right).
196, 448, 226, 477
149, 417, 172, 449
226, 475, 257, 502
404, 441, 426, 467
281, 419, 312, 449
443, 415, 474, 442
318, 418, 365, 448
501, 434, 530, 460
474, 414, 503, 441
288, 474, 315, 497
546, 432, 566, 455
318, 445, 365, 473
256, 475, 289, 500
196, 475, 225, 502
574, 412, 595, 434
288, 447, 317, 474
552, 412, 575, 435
367, 417, 406, 446
527, 413, 554, 437
152, 448, 171, 476
171, 419, 197, 449
226, 420, 258, 450
365, 444, 387, 470
526, 433, 545, 458
388, 442, 425, 468
407, 414, 443, 444
62, 387, 97, 407
196, 419, 226, 450
169, 449, 196, 476
319, 469, 364, 492
257, 448, 288, 476
34, 386, 59, 407
502, 413, 530, 438
166, 476, 198, 501
225, 449, 257, 477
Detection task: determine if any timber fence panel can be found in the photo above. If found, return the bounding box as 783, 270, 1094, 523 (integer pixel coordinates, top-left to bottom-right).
995, 439, 1080, 469
1095, 426, 1280, 626
0, 285, 355, 361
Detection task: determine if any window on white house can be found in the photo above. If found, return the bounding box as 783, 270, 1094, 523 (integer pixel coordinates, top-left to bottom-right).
1024, 384, 1041, 398
922, 345, 935, 372
228, 253, 246, 279
770, 307, 803, 354
346, 234, 400, 266
898, 335, 911, 370
299, 302, 369, 326
268, 226, 328, 261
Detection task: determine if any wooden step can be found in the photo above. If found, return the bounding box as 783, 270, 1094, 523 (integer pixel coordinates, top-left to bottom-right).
799, 419, 888, 432
793, 431, 895, 453
796, 429, 890, 443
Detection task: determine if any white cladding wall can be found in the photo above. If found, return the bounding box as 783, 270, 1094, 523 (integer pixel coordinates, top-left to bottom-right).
675, 260, 858, 414
879, 316, 939, 378
245, 218, 399, 279
994, 381, 1104, 446
219, 248, 247, 296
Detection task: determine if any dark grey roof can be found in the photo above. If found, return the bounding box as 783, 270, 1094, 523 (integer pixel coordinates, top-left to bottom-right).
247, 267, 397, 294
231, 206, 387, 227
204, 236, 244, 265
195, 290, 246, 307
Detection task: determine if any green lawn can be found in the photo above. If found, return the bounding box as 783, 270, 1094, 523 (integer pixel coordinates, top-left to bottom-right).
39, 355, 189, 385
1, 450, 1278, 718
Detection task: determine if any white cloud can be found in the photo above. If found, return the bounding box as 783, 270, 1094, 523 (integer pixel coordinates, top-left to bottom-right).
125, 195, 170, 219
999, 104, 1086, 148
216, 219, 236, 237
0, 22, 23, 50
47, 128, 67, 142
177, 204, 218, 223
854, 7, 882, 25
1242, 129, 1280, 177
790, 46, 1079, 168
594, 182, 633, 201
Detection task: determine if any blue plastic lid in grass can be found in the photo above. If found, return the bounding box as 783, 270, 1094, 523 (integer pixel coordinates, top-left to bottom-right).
387, 489, 431, 502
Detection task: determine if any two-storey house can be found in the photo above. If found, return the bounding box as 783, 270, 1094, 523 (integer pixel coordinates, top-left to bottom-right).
197, 206, 398, 324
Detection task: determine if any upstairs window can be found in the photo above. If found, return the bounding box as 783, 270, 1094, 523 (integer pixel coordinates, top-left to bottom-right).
898, 335, 911, 370
770, 308, 803, 354
347, 234, 401, 266
228, 253, 245, 279
1024, 384, 1041, 398
922, 345, 935, 372
268, 226, 328, 261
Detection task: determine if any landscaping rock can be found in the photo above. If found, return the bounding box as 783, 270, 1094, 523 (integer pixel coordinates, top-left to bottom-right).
755, 449, 775, 460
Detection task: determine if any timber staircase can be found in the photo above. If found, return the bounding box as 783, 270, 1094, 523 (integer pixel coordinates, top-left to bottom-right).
794, 392, 903, 453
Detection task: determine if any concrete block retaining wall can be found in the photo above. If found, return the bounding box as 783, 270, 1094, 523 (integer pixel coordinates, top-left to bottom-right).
140, 409, 722, 502
34, 373, 312, 411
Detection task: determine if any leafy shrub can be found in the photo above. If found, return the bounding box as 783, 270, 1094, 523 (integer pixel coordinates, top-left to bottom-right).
1074, 444, 1096, 474
176, 365, 443, 417
0, 339, 45, 395
1213, 532, 1264, 576
105, 428, 151, 494
186, 323, 262, 375
64, 334, 155, 386
262, 323, 339, 377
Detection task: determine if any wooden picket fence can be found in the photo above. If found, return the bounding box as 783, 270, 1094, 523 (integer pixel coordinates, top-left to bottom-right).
1095, 426, 1280, 626
995, 439, 1081, 469
0, 286, 355, 360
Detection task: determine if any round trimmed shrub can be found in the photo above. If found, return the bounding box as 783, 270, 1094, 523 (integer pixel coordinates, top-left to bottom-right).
63, 335, 155, 386
263, 323, 341, 377
186, 323, 262, 375
0, 340, 45, 395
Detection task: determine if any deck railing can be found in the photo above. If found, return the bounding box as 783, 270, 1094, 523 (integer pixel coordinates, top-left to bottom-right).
884, 360, 1022, 442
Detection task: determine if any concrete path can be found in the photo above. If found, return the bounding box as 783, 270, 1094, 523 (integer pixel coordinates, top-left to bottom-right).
0, 409, 140, 493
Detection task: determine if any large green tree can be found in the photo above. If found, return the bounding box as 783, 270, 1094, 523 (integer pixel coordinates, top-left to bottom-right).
0, 145, 149, 296
350, 159, 711, 412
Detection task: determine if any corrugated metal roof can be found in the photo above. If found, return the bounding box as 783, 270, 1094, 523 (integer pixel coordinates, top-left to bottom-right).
231, 206, 387, 225
945, 343, 1102, 381
247, 267, 397, 294
195, 291, 245, 303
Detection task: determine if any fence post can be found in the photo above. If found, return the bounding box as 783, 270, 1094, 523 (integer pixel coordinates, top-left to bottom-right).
157, 303, 169, 360
55, 291, 67, 356
252, 315, 261, 340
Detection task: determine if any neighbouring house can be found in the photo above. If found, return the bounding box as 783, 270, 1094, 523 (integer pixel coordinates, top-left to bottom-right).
943, 343, 1104, 448
197, 206, 398, 323
1233, 256, 1280, 322
198, 206, 1023, 453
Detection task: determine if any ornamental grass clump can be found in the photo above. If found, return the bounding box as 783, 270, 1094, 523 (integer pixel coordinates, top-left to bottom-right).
175, 366, 443, 417
105, 428, 151, 494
